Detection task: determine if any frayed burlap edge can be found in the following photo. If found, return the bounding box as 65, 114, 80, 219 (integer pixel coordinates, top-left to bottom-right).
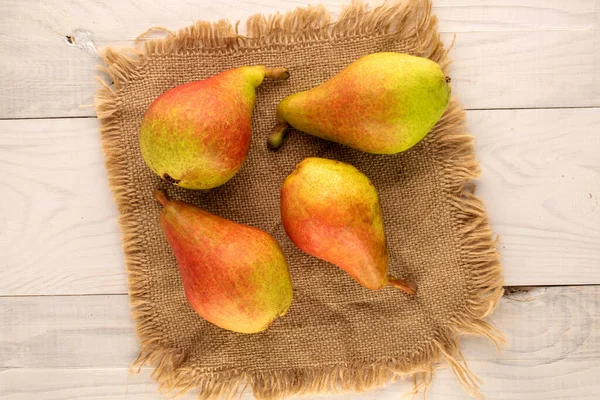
95, 0, 504, 398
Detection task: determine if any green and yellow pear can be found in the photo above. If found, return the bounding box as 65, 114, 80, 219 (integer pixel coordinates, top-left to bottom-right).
155, 189, 293, 334
268, 52, 450, 153
141, 66, 289, 189
280, 158, 416, 294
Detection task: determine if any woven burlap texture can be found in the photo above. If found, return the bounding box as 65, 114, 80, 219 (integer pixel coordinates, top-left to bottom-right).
95, 0, 504, 398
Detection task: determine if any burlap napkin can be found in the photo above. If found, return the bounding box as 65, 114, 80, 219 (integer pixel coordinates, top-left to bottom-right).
95, 0, 504, 398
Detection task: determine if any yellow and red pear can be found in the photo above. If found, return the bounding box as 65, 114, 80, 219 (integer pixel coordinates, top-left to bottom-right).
269, 52, 450, 153
141, 66, 289, 189
280, 158, 416, 294
155, 189, 293, 333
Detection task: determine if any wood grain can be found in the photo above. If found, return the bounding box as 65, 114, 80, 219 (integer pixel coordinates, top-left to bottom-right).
1, 286, 598, 398
0, 119, 127, 296
4, 0, 597, 40
473, 108, 600, 285
0, 0, 598, 118
1, 108, 598, 296
2, 360, 599, 400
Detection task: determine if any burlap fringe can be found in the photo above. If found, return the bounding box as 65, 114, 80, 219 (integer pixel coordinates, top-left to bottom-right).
95, 0, 504, 398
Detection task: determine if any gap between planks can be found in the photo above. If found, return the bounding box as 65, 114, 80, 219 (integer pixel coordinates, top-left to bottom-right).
2, 106, 600, 122
1, 284, 598, 300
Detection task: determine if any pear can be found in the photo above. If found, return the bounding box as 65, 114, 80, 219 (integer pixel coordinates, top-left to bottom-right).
154, 189, 293, 333
141, 66, 289, 189
280, 158, 416, 294
268, 52, 450, 153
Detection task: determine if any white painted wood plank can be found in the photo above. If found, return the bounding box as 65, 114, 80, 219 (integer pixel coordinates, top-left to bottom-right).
474, 108, 600, 285
4, 0, 597, 40
0, 286, 598, 399
0, 119, 127, 296
1, 108, 598, 296
0, 295, 138, 368
0, 368, 192, 400
0, 0, 598, 118
2, 360, 599, 400
449, 29, 599, 111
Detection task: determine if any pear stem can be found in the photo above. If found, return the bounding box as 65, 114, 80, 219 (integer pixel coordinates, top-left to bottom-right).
388, 276, 417, 295
154, 189, 170, 207
263, 67, 290, 80
267, 122, 289, 150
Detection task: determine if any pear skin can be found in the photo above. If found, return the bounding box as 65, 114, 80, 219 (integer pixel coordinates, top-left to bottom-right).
141, 66, 289, 189
155, 190, 293, 333
280, 158, 416, 294
269, 53, 450, 154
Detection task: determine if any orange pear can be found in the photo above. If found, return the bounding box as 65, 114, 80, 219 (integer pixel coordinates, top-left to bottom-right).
141, 66, 289, 189
280, 158, 416, 294
155, 189, 293, 333
269, 53, 450, 153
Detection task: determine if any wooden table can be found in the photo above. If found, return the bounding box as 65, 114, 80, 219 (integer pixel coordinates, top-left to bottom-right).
1, 1, 599, 398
